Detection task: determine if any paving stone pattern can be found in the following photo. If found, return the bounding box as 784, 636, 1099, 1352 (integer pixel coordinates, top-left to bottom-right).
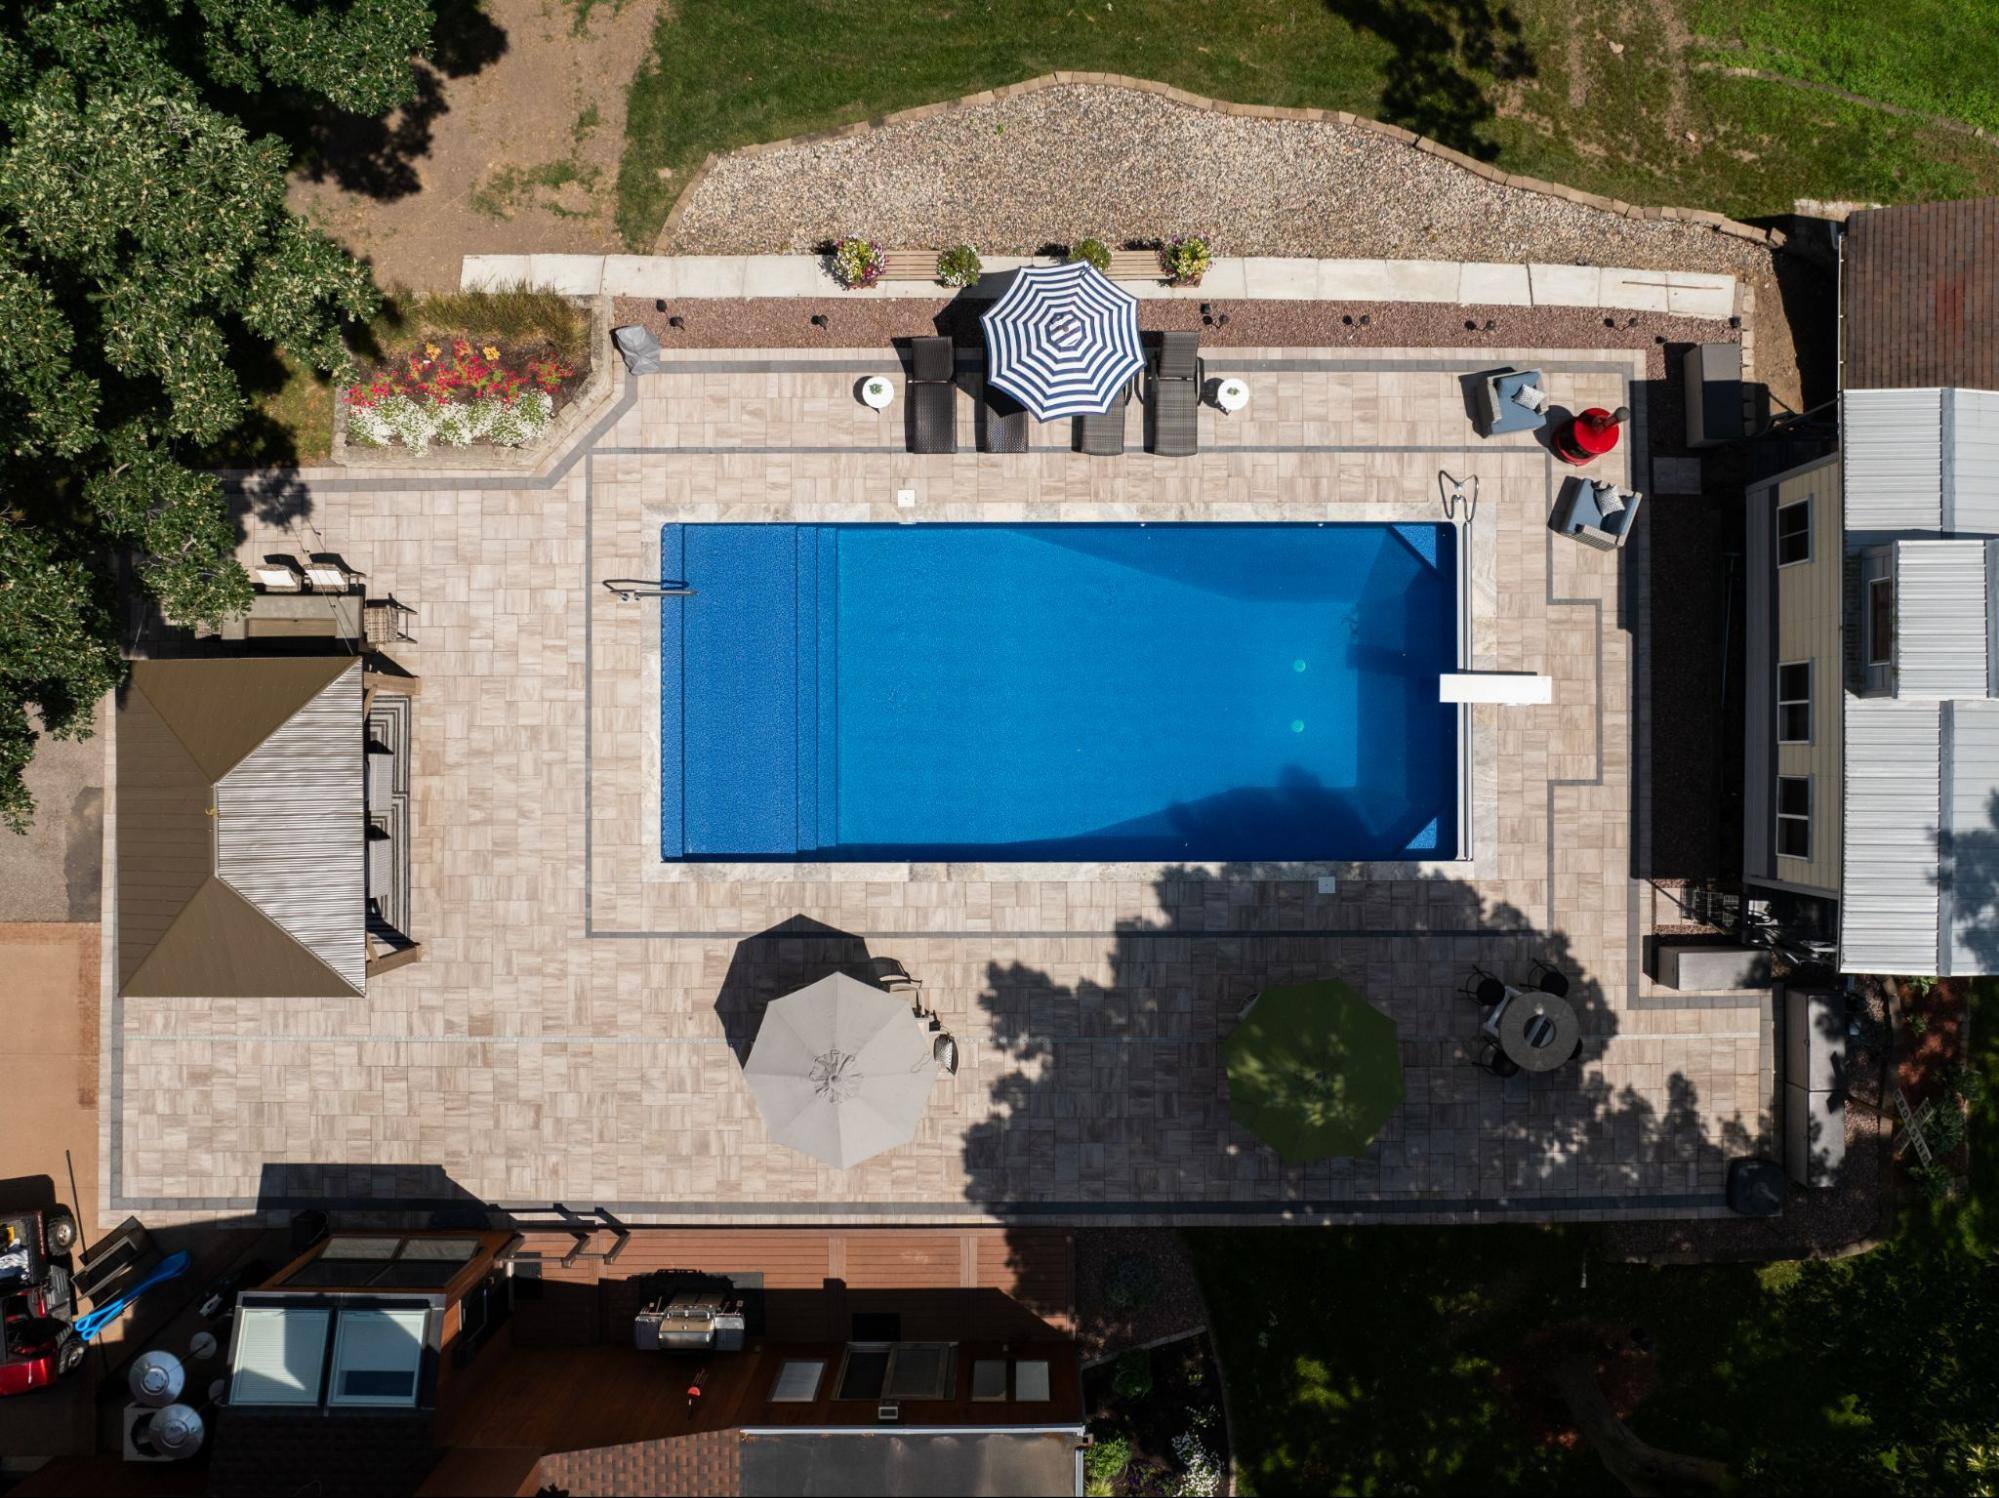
106, 344, 1771, 1225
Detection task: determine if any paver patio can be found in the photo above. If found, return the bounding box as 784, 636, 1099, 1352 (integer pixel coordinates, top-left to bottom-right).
103, 342, 1773, 1224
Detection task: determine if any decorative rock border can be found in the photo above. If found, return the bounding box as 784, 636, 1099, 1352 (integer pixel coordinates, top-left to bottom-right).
655, 71, 1787, 253
463, 252, 1741, 320
328, 296, 616, 474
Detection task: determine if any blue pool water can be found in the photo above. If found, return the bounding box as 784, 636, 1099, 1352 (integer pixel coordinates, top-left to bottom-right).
661, 523, 1459, 861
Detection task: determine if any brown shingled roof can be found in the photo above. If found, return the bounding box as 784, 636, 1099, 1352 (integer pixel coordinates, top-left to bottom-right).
1843, 197, 1999, 390
116, 657, 364, 998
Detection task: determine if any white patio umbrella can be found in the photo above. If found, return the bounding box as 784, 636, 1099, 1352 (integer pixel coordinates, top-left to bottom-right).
743, 973, 940, 1168
981, 260, 1145, 419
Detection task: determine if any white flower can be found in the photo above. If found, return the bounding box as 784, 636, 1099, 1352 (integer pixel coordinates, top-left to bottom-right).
1171, 1434, 1223, 1498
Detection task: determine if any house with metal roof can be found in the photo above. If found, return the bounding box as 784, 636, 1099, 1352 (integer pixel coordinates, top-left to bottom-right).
114, 656, 422, 998
1743, 198, 1999, 975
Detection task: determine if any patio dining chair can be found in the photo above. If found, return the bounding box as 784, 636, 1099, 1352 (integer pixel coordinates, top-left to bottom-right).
907, 336, 959, 454
1473, 1036, 1520, 1079
1529, 959, 1571, 999
1146, 330, 1203, 457
1459, 967, 1507, 1007
1075, 375, 1136, 457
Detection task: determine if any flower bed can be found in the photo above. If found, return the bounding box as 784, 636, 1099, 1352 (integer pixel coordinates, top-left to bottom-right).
345, 338, 578, 456
1083, 1334, 1229, 1497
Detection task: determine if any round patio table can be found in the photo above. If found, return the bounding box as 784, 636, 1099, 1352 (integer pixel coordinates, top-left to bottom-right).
1495, 987, 1579, 1072
860, 376, 897, 411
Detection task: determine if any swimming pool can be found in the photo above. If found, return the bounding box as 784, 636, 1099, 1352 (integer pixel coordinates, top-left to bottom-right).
660, 522, 1460, 862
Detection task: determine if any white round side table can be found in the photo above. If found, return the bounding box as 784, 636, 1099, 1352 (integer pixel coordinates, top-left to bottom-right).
1214, 377, 1250, 414
861, 376, 896, 411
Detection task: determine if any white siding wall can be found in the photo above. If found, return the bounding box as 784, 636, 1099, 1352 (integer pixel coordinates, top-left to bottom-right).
1845, 389, 1944, 530
1841, 699, 1942, 973
1894, 540, 1990, 697
1956, 390, 1999, 532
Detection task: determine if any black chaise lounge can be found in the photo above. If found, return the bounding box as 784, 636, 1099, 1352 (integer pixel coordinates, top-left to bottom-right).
1147, 330, 1203, 456
908, 336, 958, 454
979, 383, 1029, 453
1074, 376, 1134, 456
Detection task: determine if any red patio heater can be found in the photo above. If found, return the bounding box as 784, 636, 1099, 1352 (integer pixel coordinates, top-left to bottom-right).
1552, 404, 1629, 466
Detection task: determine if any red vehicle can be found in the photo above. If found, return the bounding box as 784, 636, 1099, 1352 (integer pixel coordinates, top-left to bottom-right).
0, 1207, 83, 1396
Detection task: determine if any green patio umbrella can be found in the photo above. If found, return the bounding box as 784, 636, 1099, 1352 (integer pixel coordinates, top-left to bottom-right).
1224, 980, 1404, 1163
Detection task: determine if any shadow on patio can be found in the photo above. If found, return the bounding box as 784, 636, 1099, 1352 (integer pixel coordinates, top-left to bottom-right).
966, 862, 1766, 1217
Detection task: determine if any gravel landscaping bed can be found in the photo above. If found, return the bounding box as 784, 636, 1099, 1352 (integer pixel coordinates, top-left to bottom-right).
662, 83, 1777, 282
1075, 1229, 1206, 1364
612, 295, 1732, 379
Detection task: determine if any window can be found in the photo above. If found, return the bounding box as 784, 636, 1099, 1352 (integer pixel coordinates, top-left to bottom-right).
1014, 1359, 1052, 1402
1778, 662, 1812, 744
1868, 576, 1895, 665
884, 1344, 951, 1401
835, 1343, 953, 1401
771, 1359, 824, 1403
836, 1347, 891, 1401
229, 1307, 330, 1406
1777, 776, 1811, 859
1776, 499, 1811, 565
327, 1307, 428, 1407
972, 1359, 1008, 1401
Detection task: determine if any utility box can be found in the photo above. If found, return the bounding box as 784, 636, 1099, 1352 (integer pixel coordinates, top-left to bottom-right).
1654, 943, 1773, 991
1783, 986, 1849, 1187
1683, 342, 1745, 448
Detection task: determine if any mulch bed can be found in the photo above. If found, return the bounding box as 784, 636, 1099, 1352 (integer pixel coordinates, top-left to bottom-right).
1075, 1229, 1205, 1364
1894, 977, 1970, 1107
611, 294, 1731, 378
1083, 1332, 1230, 1495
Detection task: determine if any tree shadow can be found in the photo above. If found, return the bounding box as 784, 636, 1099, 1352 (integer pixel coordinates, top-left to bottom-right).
243, 0, 508, 203
968, 863, 1766, 1216
1933, 788, 1999, 974
1326, 0, 1536, 160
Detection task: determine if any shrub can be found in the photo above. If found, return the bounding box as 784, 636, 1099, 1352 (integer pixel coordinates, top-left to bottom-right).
1171, 1433, 1224, 1497
1160, 235, 1214, 287
829, 235, 886, 289
935, 244, 982, 287
1104, 1254, 1158, 1313
1084, 1433, 1132, 1496
1112, 1348, 1153, 1401
1068, 237, 1112, 273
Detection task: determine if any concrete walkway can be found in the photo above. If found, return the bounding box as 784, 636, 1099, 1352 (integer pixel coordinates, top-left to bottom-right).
461, 253, 1739, 319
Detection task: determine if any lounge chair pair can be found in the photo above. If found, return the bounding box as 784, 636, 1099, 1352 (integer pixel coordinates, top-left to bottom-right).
906, 337, 1033, 454
253, 556, 364, 594
1077, 331, 1203, 457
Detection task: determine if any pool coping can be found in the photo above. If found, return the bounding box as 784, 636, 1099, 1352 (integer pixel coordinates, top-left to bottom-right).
604, 349, 1645, 903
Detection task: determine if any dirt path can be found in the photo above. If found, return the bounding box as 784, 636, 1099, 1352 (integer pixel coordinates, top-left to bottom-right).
289, 0, 662, 293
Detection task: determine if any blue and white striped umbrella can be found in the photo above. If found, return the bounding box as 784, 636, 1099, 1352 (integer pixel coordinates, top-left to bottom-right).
981, 261, 1145, 420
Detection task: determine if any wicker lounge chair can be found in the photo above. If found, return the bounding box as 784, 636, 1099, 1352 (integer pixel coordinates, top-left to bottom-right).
979, 383, 1029, 453
1147, 331, 1202, 456
908, 336, 958, 454
1074, 376, 1134, 456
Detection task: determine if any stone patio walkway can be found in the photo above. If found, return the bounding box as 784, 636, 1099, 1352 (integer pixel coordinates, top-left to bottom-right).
104, 342, 1772, 1225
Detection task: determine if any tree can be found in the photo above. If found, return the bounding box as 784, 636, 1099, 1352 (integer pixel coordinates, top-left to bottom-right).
0, 0, 432, 828
0, 512, 121, 832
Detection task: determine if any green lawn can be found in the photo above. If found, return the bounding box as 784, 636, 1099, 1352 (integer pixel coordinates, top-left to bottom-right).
615, 0, 1999, 249
1692, 0, 1999, 135
1188, 987, 1999, 1495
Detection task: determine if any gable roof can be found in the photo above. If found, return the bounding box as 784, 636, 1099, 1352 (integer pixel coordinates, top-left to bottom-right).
116, 658, 366, 998
1843, 198, 1999, 390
